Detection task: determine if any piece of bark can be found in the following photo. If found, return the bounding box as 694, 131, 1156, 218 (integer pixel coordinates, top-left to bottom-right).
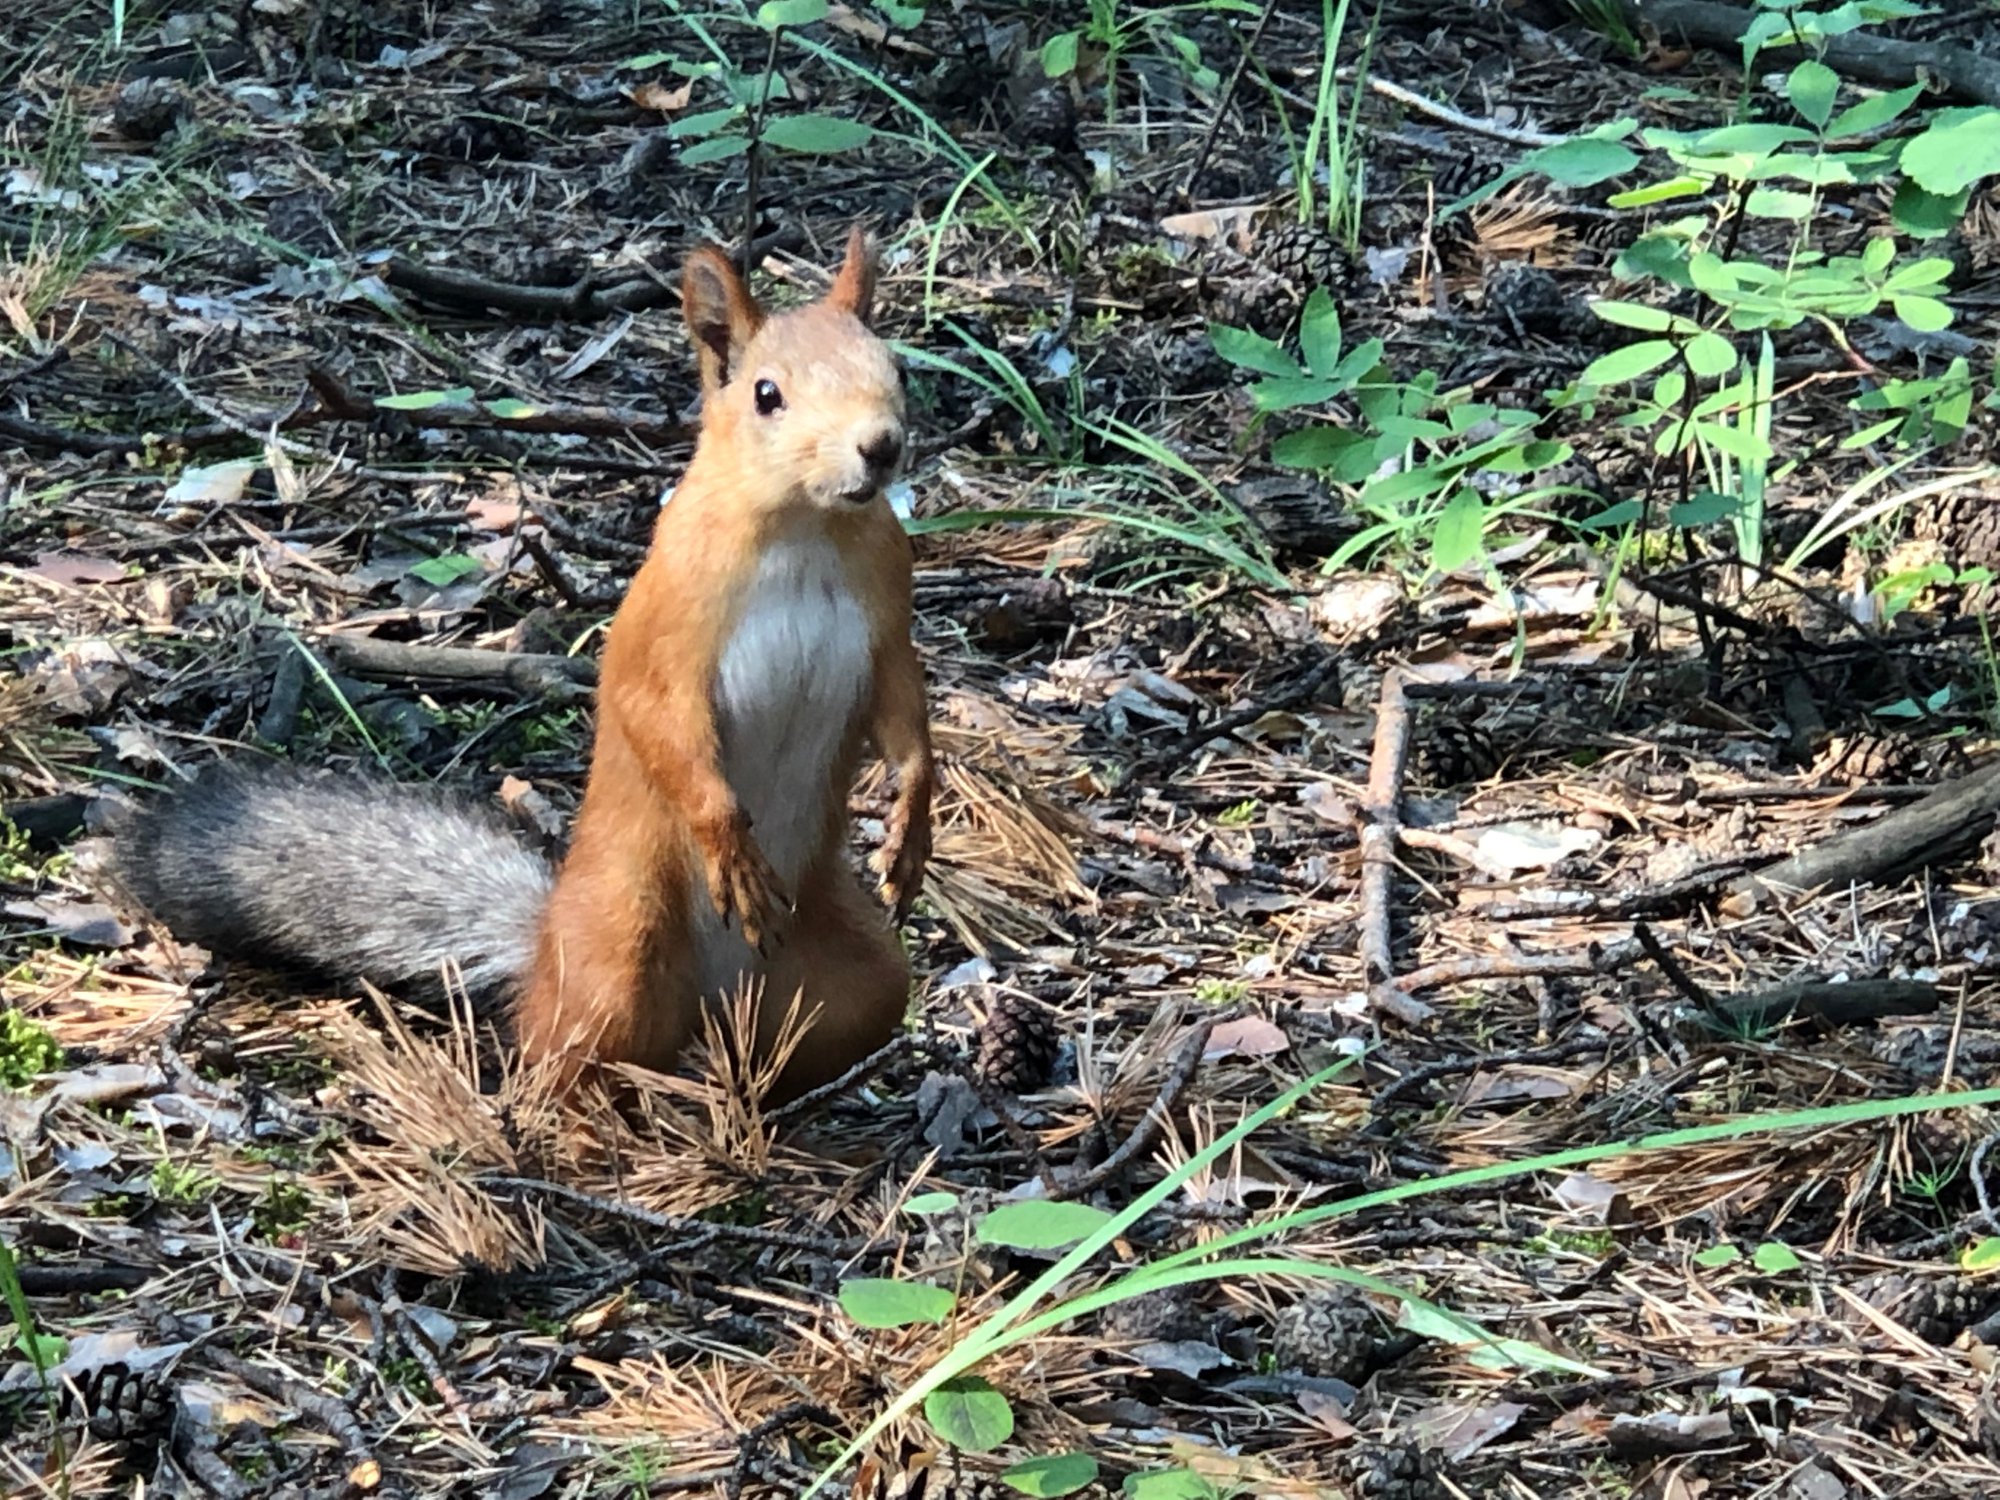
1628, 0, 2000, 107
318, 636, 597, 702
1730, 759, 2000, 904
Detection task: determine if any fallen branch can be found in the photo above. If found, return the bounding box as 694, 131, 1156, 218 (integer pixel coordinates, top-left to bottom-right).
1358, 671, 1432, 1025
1393, 938, 1647, 996
1050, 1017, 1215, 1201
1627, 0, 2000, 107
1729, 757, 2000, 904
377, 224, 804, 321
318, 634, 597, 702
1145, 651, 1342, 768
1701, 976, 1940, 1033
304, 366, 689, 448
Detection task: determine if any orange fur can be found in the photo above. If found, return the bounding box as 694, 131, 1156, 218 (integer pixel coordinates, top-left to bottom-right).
513, 226, 935, 1102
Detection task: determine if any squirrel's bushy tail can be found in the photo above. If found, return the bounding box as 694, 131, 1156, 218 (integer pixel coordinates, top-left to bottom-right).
111, 761, 555, 1006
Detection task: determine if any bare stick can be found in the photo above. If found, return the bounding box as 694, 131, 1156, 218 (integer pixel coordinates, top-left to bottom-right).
305, 366, 688, 448
1051, 1017, 1215, 1201
1182, 0, 1281, 201
1394, 938, 1646, 996
318, 634, 597, 701
1729, 758, 2000, 905
1358, 671, 1431, 1024
1625, 0, 2000, 108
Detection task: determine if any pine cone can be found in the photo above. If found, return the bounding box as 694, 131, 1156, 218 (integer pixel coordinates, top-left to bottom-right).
1272, 1288, 1384, 1384
1484, 262, 1583, 340
1857, 1271, 2000, 1346
1910, 486, 2000, 573
1341, 1441, 1449, 1500
1255, 220, 1351, 294
1411, 711, 1501, 788
974, 993, 1061, 1093
60, 1359, 174, 1444
113, 78, 189, 142
1102, 1286, 1206, 1345
1009, 78, 1079, 154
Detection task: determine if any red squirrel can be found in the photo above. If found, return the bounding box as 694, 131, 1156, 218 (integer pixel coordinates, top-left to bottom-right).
112, 226, 936, 1103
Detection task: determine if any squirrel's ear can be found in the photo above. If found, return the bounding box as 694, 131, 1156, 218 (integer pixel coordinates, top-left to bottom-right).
681, 246, 764, 391
825, 224, 879, 327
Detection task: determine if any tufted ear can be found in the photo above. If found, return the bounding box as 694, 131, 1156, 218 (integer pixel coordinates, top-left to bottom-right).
824, 224, 878, 327
681, 244, 766, 393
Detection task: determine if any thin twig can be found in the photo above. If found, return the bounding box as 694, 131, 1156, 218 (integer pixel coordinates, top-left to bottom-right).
1358, 670, 1431, 1024
480, 1176, 849, 1253
765, 1032, 918, 1124
1051, 1018, 1215, 1201
740, 24, 786, 279
1182, 0, 1281, 200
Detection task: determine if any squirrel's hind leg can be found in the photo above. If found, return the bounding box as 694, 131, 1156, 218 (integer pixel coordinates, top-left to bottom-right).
758, 859, 911, 1104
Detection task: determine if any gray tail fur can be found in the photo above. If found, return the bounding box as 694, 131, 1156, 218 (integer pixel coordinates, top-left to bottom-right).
109, 760, 555, 1007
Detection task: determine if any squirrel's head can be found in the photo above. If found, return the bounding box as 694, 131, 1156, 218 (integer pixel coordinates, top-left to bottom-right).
680, 226, 906, 513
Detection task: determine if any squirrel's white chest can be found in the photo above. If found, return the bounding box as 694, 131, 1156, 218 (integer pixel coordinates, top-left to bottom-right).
712, 536, 872, 888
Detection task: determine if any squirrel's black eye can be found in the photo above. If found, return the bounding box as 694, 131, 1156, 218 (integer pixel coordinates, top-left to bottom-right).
753, 379, 784, 416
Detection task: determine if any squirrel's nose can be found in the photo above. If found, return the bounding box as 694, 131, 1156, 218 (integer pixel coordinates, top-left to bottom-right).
857, 428, 903, 485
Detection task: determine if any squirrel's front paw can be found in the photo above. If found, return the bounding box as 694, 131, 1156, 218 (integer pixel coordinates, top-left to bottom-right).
703, 817, 789, 951
873, 799, 932, 923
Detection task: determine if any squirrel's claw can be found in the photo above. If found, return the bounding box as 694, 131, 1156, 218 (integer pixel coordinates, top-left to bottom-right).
704, 817, 789, 951
874, 801, 931, 924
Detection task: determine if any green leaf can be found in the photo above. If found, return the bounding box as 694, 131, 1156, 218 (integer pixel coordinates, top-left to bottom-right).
839, 1278, 956, 1329
1429, 489, 1486, 574
1589, 299, 1675, 332
1001, 1453, 1101, 1497
1615, 234, 1694, 286
1669, 492, 1740, 527
905, 1191, 960, 1216
762, 114, 875, 153
1580, 498, 1645, 529
1745, 186, 1814, 220
1883, 256, 1955, 292
1685, 332, 1739, 379
1695, 419, 1772, 464
1694, 1244, 1741, 1268
1901, 106, 2000, 196
376, 385, 473, 411
1041, 30, 1082, 77
1786, 59, 1839, 127
1272, 426, 1372, 474
408, 553, 485, 587
1964, 1237, 2000, 1273
756, 0, 828, 26
1825, 81, 1924, 139
1396, 1299, 1598, 1375
484, 398, 541, 419
1206, 323, 1299, 379
1298, 288, 1342, 379
1860, 236, 1896, 275
1607, 175, 1711, 209
15, 1331, 64, 1367
1330, 337, 1386, 388
1753, 1242, 1803, 1274
1893, 295, 1953, 332
1250, 376, 1347, 412
1518, 136, 1639, 188
680, 133, 752, 165
977, 1201, 1117, 1251
924, 1376, 1014, 1452
1890, 180, 1970, 238
1581, 339, 1678, 387
876, 3, 926, 27
1691, 122, 1815, 156
1122, 1471, 1219, 1500
668, 106, 744, 139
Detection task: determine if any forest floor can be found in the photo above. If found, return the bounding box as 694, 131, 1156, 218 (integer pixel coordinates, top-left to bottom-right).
4, 1, 2000, 1497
